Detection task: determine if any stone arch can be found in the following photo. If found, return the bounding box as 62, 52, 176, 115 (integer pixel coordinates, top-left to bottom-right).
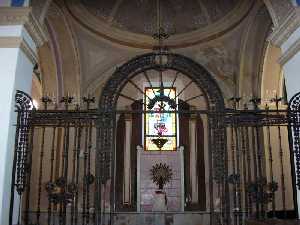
239, 2, 273, 98
263, 0, 294, 27
96, 52, 228, 223
99, 53, 225, 110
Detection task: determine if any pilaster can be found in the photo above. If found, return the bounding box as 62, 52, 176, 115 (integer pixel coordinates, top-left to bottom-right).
269, 4, 300, 219
189, 112, 198, 204
0, 7, 47, 225
124, 112, 132, 205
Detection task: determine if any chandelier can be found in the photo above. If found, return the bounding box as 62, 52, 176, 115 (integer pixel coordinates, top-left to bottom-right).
150, 0, 172, 150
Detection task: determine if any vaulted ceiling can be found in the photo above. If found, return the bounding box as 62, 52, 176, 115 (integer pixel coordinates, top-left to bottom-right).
40, 0, 281, 101
65, 0, 254, 49
80, 0, 240, 36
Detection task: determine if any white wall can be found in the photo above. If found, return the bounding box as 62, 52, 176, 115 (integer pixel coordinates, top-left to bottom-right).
0, 25, 34, 225
0, 48, 33, 225
282, 26, 300, 99
283, 53, 300, 100
280, 17, 300, 218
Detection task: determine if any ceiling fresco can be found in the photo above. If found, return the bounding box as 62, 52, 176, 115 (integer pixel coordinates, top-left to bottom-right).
80, 0, 240, 36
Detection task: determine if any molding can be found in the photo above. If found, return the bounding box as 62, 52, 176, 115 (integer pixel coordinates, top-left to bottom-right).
25, 11, 48, 47
263, 0, 279, 27
269, 7, 300, 47
0, 37, 22, 47
278, 37, 300, 65
0, 7, 48, 47
0, 7, 30, 25
0, 36, 38, 64
20, 37, 38, 64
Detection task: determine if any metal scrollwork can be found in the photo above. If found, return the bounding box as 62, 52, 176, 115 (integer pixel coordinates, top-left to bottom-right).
97, 53, 226, 223
45, 178, 77, 205
10, 85, 296, 225
289, 91, 300, 189
14, 90, 35, 194
15, 90, 35, 111
247, 178, 278, 204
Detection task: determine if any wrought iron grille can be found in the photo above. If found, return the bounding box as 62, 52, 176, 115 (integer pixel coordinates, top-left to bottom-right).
10, 90, 298, 225
289, 92, 300, 189
9, 53, 300, 225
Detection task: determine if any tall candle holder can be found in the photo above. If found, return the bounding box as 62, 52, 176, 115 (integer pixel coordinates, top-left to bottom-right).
41, 95, 52, 110
229, 97, 242, 110
270, 95, 283, 110
249, 97, 261, 110
60, 94, 74, 110
83, 95, 95, 110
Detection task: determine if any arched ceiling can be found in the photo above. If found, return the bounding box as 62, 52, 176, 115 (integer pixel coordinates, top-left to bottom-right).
66, 0, 254, 49
44, 0, 275, 99
81, 0, 240, 36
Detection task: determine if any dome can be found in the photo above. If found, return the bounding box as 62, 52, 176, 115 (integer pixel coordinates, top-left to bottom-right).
67, 0, 252, 49
81, 0, 240, 36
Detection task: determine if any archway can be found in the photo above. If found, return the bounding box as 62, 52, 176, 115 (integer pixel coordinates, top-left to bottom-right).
9, 53, 296, 225
96, 52, 228, 223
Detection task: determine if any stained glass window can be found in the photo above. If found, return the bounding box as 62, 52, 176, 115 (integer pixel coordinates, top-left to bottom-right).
144, 87, 177, 151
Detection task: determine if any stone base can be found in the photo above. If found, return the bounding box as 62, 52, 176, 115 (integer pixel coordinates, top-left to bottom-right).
246, 219, 300, 225
26, 212, 211, 225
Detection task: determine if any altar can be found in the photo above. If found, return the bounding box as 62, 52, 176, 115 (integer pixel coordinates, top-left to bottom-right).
137, 146, 185, 212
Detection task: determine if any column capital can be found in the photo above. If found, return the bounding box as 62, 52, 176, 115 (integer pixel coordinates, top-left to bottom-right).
0, 7, 47, 47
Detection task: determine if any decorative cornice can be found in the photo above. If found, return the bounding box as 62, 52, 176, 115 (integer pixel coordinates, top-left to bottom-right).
0, 36, 38, 64
0, 7, 30, 25
0, 7, 48, 47
25, 11, 48, 47
0, 37, 22, 47
269, 7, 300, 47
278, 37, 300, 65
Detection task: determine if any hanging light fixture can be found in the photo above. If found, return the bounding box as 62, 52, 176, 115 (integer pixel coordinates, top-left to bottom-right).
153, 0, 169, 64
150, 0, 171, 150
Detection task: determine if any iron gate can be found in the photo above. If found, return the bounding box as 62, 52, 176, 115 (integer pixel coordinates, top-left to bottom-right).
9, 90, 300, 225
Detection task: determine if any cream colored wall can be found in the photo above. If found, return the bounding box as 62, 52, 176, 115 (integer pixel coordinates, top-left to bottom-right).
260, 44, 284, 101
38, 42, 58, 97
260, 36, 294, 211
263, 125, 294, 210
29, 0, 298, 216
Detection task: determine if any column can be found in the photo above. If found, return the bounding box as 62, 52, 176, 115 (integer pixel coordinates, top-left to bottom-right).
136, 145, 143, 212
123, 113, 132, 204
270, 5, 300, 217
189, 113, 198, 203
179, 146, 185, 211
0, 7, 46, 225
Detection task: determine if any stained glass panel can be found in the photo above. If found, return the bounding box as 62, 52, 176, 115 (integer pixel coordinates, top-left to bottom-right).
144, 88, 177, 151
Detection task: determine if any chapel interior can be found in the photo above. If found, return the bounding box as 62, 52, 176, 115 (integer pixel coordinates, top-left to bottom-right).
2, 1, 300, 225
